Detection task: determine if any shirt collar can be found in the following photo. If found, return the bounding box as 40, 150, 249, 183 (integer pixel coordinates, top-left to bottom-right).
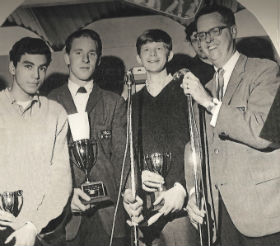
214, 51, 240, 73
4, 88, 41, 107
68, 79, 94, 96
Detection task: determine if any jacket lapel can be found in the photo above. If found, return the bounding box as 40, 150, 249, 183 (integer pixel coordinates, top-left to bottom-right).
86, 84, 102, 114
222, 54, 246, 105
57, 84, 78, 115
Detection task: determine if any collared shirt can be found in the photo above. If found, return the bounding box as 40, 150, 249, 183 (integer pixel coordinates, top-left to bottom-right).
4, 89, 41, 119
210, 51, 240, 126
68, 80, 93, 112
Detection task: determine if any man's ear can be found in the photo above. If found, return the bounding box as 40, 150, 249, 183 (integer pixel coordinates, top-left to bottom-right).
64, 52, 70, 66
136, 55, 143, 65
9, 62, 16, 76
168, 51, 174, 62
97, 56, 101, 66
231, 25, 237, 39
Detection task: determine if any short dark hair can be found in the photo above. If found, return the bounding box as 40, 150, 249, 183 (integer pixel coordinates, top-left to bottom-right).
195, 5, 236, 27
136, 29, 172, 55
65, 29, 102, 57
185, 21, 197, 42
9, 37, 51, 67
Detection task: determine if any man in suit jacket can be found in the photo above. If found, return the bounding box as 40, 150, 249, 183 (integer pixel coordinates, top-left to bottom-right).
181, 5, 280, 246
48, 29, 128, 246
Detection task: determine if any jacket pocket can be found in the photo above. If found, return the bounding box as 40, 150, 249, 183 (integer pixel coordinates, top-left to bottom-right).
255, 175, 280, 218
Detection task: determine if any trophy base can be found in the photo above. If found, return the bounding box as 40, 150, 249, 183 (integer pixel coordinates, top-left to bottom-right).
81, 181, 110, 205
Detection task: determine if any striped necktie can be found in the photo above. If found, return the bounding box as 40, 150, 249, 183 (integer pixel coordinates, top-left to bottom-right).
216, 68, 225, 101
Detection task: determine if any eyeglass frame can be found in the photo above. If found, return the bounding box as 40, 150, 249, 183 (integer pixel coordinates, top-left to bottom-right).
197, 26, 230, 42
190, 33, 200, 44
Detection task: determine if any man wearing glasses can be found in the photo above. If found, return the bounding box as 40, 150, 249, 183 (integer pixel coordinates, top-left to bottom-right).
185, 21, 214, 86
181, 4, 280, 246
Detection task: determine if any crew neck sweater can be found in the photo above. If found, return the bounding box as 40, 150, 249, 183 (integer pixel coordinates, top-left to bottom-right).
132, 79, 190, 189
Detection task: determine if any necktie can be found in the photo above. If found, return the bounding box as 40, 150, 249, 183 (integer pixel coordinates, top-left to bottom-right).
216, 68, 225, 101
77, 87, 87, 94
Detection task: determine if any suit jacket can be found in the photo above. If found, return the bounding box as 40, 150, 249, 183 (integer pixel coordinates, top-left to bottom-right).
185, 54, 280, 240
48, 83, 128, 240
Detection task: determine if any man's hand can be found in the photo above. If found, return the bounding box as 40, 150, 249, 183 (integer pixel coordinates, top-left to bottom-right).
142, 170, 164, 192
0, 210, 24, 231
154, 185, 186, 216
185, 192, 206, 229
181, 71, 212, 109
70, 188, 92, 213
5, 222, 37, 246
122, 189, 144, 226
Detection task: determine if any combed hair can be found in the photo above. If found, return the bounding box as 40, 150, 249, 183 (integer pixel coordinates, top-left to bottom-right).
195, 4, 236, 27
136, 29, 172, 55
9, 37, 51, 66
65, 29, 102, 57
185, 21, 197, 41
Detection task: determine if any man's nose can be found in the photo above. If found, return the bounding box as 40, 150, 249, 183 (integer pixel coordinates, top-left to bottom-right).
82, 54, 89, 63
149, 49, 156, 56
32, 68, 40, 79
205, 32, 214, 43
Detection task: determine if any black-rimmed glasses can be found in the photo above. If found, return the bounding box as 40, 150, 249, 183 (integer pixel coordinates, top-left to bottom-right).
197, 26, 229, 41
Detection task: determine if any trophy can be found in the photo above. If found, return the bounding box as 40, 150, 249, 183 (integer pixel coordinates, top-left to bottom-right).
143, 152, 172, 213
0, 190, 23, 217
69, 139, 109, 204
68, 112, 109, 205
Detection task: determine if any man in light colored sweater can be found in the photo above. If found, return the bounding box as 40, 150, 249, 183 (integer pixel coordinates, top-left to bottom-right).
0, 37, 72, 246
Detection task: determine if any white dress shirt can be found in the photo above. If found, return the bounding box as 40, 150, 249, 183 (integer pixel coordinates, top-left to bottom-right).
210, 51, 240, 126
68, 80, 94, 112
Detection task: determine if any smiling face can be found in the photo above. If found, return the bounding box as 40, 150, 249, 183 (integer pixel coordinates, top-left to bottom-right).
65, 36, 100, 84
197, 12, 237, 68
9, 53, 48, 101
137, 42, 173, 74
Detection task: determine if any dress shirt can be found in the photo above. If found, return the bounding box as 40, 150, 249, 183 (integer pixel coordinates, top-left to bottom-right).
210, 51, 240, 126
68, 80, 93, 112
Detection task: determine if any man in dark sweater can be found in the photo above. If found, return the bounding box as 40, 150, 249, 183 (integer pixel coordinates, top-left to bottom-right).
123, 29, 199, 246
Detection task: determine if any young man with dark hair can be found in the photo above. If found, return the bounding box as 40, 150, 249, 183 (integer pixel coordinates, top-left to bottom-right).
182, 4, 280, 246
48, 29, 127, 246
0, 37, 72, 246
123, 29, 199, 246
185, 21, 215, 86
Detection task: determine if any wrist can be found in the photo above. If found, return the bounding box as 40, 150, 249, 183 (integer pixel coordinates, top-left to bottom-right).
205, 97, 219, 114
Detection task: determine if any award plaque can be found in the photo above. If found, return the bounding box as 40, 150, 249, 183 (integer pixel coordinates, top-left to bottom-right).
69, 139, 109, 204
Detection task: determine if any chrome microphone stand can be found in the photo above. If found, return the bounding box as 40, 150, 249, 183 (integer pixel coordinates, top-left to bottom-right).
126, 70, 139, 246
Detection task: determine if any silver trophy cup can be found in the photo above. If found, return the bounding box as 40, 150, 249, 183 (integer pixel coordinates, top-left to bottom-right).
143, 152, 172, 212
0, 190, 23, 217
69, 139, 108, 204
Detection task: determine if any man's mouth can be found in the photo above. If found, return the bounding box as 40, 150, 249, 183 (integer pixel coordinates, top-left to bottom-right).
148, 60, 159, 63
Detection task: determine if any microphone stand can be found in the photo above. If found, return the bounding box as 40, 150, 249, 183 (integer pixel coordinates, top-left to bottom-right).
126, 70, 139, 246
174, 69, 211, 246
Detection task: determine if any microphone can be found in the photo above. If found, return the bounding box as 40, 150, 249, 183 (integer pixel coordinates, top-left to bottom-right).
173, 68, 190, 81
124, 69, 134, 86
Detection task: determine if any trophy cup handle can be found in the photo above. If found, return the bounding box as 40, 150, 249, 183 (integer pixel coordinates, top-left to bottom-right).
16, 190, 23, 216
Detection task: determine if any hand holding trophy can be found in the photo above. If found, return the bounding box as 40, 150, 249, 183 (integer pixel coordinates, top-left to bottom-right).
68, 112, 109, 205
142, 152, 171, 217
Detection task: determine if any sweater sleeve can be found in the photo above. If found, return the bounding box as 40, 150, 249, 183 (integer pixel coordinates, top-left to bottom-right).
30, 107, 72, 232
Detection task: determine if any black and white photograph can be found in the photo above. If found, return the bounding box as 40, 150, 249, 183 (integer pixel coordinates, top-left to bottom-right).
0, 0, 280, 246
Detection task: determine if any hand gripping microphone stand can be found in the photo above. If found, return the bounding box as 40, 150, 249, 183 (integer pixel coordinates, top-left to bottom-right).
174, 69, 211, 246
125, 69, 139, 246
